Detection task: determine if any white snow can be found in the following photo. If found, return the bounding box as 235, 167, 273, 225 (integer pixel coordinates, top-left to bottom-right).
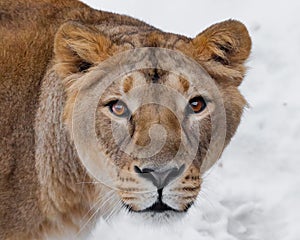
81, 0, 300, 239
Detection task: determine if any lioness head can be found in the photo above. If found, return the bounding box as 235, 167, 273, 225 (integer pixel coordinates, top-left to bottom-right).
53, 20, 251, 222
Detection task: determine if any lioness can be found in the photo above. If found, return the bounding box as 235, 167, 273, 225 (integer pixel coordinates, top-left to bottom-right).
0, 0, 251, 239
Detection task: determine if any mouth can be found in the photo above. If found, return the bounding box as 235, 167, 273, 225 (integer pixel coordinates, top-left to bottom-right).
124, 201, 178, 214
122, 188, 194, 215
123, 199, 192, 214
140, 201, 179, 213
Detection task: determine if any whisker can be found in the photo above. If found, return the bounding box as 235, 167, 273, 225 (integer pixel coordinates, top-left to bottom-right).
198, 190, 216, 210
80, 170, 89, 192
76, 202, 105, 237
81, 190, 115, 221
76, 181, 101, 185
98, 194, 121, 219
105, 200, 123, 221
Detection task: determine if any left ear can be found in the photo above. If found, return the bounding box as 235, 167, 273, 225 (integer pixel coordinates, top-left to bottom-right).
187, 20, 252, 86
53, 21, 120, 78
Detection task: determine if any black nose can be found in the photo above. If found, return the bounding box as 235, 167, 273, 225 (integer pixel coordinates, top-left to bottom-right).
134, 164, 185, 189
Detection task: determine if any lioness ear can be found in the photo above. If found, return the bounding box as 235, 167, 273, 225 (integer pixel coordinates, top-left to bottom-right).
189, 20, 251, 86
54, 21, 118, 78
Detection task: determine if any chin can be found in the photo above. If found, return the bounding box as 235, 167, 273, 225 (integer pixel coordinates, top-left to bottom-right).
129, 210, 186, 225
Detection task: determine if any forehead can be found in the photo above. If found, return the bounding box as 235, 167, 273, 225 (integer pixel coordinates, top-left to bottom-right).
99, 68, 212, 106
122, 69, 191, 95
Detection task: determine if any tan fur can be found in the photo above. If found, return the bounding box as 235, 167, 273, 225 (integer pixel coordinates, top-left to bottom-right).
0, 0, 251, 239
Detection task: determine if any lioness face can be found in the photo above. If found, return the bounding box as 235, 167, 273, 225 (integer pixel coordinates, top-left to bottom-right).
95, 69, 209, 221
54, 20, 251, 222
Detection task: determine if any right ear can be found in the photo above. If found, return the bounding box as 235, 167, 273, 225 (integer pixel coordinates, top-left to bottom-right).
54, 21, 119, 78
179, 20, 251, 86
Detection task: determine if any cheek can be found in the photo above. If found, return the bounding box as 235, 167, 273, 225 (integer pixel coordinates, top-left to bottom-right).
173, 164, 201, 191
181, 115, 212, 169
195, 116, 213, 162
163, 164, 201, 210
95, 110, 130, 162
95, 111, 113, 145
221, 86, 247, 144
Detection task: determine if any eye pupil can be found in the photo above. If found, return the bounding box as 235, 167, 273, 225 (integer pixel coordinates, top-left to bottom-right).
113, 104, 124, 114
188, 96, 206, 114
108, 100, 129, 117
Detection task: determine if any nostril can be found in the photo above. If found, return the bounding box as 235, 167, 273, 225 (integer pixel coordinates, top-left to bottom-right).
134, 166, 154, 174
134, 165, 142, 174
141, 168, 155, 173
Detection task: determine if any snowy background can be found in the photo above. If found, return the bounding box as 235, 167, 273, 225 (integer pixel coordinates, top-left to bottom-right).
81, 1, 300, 239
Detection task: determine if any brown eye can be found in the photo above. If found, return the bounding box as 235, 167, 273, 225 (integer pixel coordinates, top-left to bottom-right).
188, 96, 206, 114
108, 100, 130, 117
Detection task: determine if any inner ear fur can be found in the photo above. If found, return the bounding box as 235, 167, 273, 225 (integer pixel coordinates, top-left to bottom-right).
187, 20, 252, 86
54, 21, 118, 78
